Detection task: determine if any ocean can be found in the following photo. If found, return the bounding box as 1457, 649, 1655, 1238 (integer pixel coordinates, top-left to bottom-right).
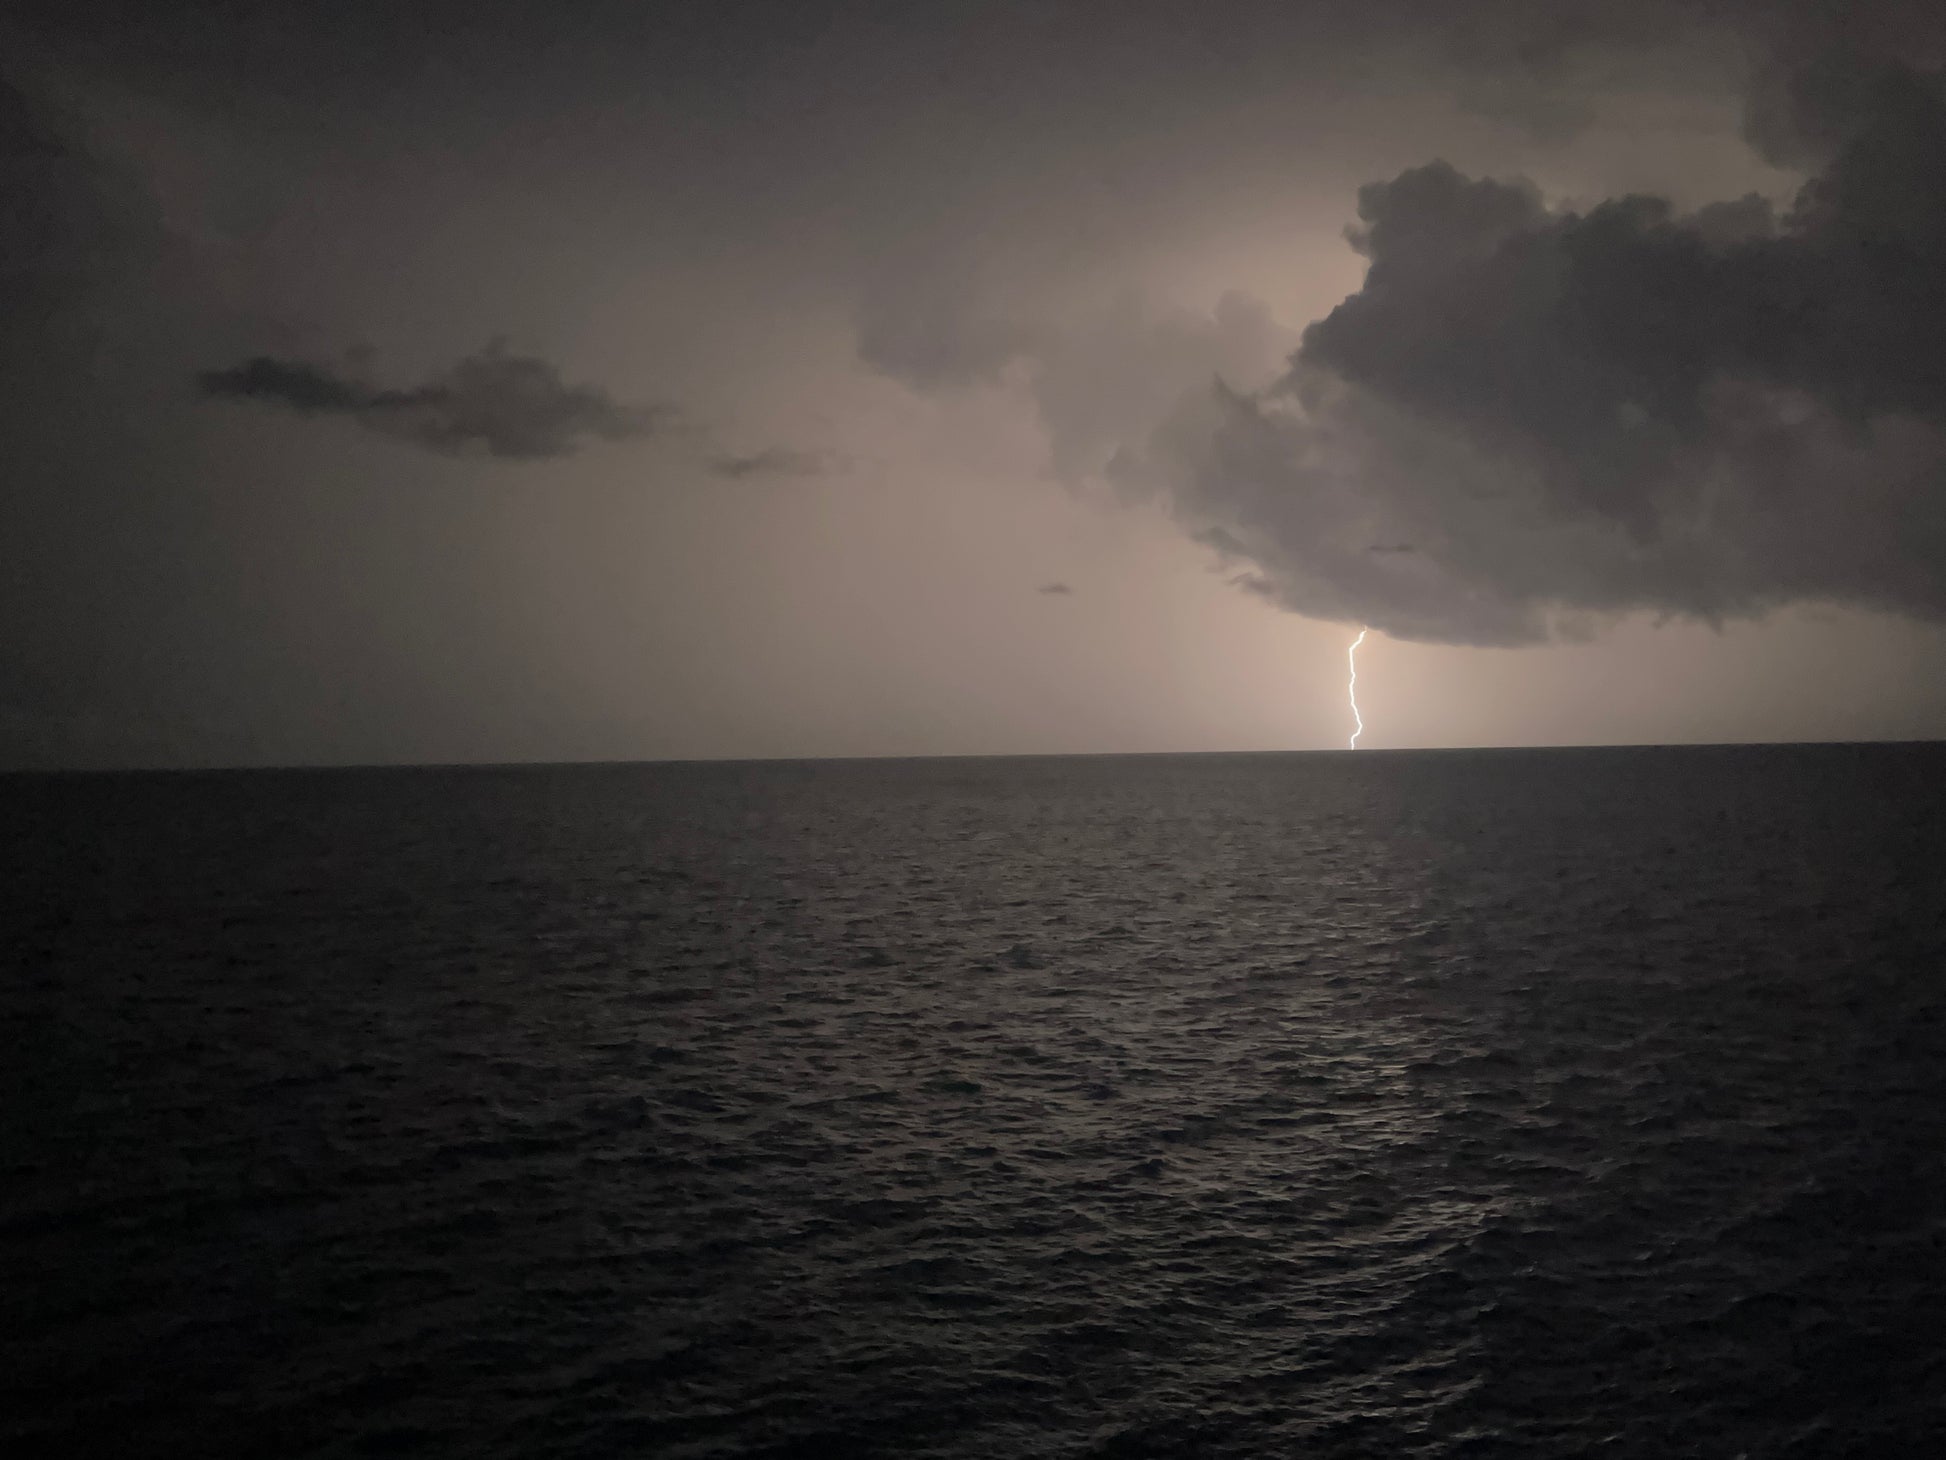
5, 745, 1946, 1457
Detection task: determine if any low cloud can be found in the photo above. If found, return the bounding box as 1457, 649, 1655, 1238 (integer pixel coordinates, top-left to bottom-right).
199, 341, 659, 459
1038, 582, 1074, 595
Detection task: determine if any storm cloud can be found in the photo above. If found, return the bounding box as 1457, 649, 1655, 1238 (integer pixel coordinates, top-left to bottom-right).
1115, 56, 1946, 646
199, 343, 657, 460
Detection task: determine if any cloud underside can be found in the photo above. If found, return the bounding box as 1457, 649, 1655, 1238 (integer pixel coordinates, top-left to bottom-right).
199, 344, 655, 459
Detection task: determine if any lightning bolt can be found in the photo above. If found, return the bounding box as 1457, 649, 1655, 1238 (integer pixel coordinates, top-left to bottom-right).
1347, 628, 1368, 749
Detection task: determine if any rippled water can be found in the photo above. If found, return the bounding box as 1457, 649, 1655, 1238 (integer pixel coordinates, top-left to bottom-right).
6, 746, 1946, 1458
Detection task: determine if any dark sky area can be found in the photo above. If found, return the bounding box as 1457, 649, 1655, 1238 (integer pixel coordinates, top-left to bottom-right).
7, 0, 1946, 766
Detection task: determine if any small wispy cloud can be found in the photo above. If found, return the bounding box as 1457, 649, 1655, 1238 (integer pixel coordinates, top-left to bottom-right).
199, 341, 661, 459
1037, 582, 1074, 595
706, 446, 840, 479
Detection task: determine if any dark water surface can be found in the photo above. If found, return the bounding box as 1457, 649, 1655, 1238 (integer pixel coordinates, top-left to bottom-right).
6, 746, 1946, 1458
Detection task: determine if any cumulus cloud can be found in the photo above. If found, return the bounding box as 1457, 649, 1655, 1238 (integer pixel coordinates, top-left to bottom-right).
199, 341, 659, 459
1110, 59, 1946, 645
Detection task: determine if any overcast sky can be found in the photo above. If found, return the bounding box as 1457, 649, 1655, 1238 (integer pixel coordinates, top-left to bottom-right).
7, 0, 1946, 768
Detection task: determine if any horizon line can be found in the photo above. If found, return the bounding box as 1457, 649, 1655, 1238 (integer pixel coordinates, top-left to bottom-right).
6, 735, 1944, 777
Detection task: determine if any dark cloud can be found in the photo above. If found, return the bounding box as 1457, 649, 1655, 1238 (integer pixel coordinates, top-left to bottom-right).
1116, 59, 1946, 646
1038, 582, 1074, 595
707, 446, 837, 479
199, 342, 658, 459
201, 356, 366, 412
